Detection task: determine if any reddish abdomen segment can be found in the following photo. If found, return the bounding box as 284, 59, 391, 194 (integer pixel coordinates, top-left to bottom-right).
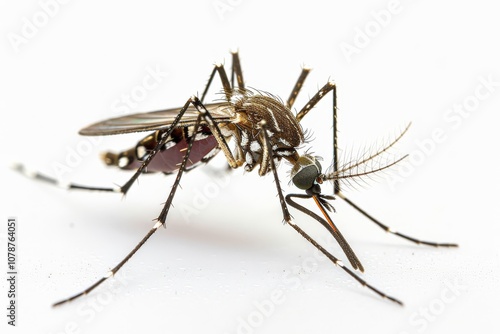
101, 127, 220, 174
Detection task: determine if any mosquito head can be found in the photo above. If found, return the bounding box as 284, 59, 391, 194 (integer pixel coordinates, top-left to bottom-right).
290, 154, 324, 190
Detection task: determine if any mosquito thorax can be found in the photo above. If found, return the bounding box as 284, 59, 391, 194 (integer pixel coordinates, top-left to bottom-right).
290, 154, 323, 190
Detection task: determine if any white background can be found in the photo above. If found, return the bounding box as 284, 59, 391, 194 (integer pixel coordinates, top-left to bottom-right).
1, 1, 499, 333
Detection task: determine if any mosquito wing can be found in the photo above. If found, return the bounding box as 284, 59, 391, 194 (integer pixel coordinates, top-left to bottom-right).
79, 102, 235, 136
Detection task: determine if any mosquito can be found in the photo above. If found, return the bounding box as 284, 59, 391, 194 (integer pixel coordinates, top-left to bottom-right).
14, 51, 457, 307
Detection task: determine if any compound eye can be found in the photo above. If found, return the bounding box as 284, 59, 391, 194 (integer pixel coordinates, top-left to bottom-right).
291, 155, 322, 190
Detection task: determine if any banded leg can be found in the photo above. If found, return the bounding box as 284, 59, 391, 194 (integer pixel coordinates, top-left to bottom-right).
295, 81, 336, 122
337, 193, 458, 247
200, 62, 232, 102
328, 84, 457, 247
231, 50, 245, 91
14, 61, 237, 194
259, 116, 362, 271
53, 110, 204, 307
13, 98, 206, 194
12, 163, 119, 192
121, 59, 240, 192
288, 222, 403, 306
258, 122, 400, 305
202, 50, 245, 103
258, 120, 291, 223
296, 80, 458, 247
287, 67, 311, 109
286, 192, 364, 272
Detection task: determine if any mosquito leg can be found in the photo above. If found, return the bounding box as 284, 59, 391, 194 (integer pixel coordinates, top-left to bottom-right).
286, 193, 364, 272
11, 163, 120, 192
118, 98, 205, 194
287, 221, 403, 306
331, 83, 340, 195
287, 67, 311, 109
127, 58, 236, 192
157, 112, 203, 223
14, 97, 211, 195
295, 81, 340, 192
121, 91, 242, 194
53, 112, 204, 307
200, 51, 245, 171
201, 62, 232, 102
18, 57, 236, 194
318, 83, 456, 247
52, 220, 162, 307
337, 193, 458, 247
258, 120, 292, 223
260, 118, 400, 304
191, 97, 239, 169
231, 50, 245, 91
295, 81, 336, 122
